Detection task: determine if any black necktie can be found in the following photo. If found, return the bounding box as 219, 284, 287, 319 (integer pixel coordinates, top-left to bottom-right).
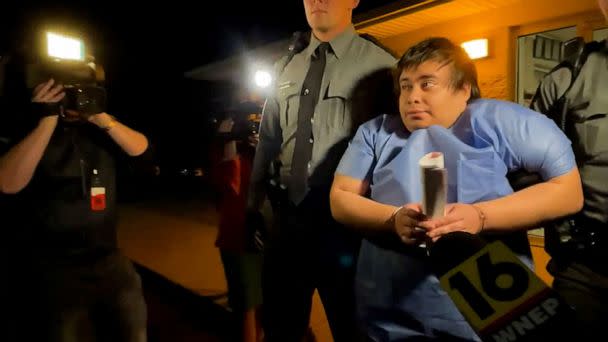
289, 42, 329, 204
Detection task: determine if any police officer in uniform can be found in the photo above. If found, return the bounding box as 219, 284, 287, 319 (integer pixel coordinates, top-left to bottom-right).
531, 0, 608, 337
247, 0, 396, 340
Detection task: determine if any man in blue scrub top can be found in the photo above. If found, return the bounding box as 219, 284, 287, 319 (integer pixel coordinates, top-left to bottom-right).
329, 37, 584, 341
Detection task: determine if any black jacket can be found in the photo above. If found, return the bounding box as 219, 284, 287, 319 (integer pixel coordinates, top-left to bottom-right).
1, 120, 153, 259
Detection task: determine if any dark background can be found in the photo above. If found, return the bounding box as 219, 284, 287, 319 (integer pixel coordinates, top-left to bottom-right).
0, 0, 397, 177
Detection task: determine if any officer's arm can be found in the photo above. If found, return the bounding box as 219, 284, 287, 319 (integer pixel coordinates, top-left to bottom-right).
0, 116, 58, 194
247, 97, 282, 211
88, 112, 149, 156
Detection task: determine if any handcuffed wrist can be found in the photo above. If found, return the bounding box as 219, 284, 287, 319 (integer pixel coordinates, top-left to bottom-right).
471, 205, 486, 233
386, 206, 403, 228
392, 206, 404, 218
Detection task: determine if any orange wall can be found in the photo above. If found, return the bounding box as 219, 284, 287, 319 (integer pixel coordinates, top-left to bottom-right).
528, 235, 553, 285
379, 0, 602, 101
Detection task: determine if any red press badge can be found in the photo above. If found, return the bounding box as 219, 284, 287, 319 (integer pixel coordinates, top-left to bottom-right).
91, 186, 106, 211
90, 169, 106, 211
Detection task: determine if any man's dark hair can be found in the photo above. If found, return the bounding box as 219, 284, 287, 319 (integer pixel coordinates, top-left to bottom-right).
395, 37, 481, 102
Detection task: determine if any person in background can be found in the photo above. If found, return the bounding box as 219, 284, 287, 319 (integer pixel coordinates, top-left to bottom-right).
210, 95, 264, 342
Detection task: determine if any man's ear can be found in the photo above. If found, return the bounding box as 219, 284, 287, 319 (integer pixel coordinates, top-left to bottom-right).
351, 0, 360, 10
462, 83, 472, 102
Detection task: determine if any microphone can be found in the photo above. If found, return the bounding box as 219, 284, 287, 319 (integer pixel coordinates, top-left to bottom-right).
429, 232, 575, 341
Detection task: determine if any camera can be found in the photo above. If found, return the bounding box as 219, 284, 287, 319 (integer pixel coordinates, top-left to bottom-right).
62, 84, 107, 116
215, 100, 262, 142
22, 31, 107, 117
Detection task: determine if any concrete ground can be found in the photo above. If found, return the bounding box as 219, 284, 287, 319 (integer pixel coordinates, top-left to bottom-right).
117, 192, 333, 341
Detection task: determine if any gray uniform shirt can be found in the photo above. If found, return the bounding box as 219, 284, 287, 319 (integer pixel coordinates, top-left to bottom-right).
532, 45, 608, 223
249, 26, 396, 207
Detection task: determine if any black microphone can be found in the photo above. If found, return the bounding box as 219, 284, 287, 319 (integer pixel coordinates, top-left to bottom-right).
430, 231, 487, 277
429, 232, 575, 342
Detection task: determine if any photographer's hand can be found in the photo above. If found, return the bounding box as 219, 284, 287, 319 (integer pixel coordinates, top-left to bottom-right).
248, 133, 259, 148
31, 79, 65, 120
31, 79, 62, 122
32, 79, 65, 105
217, 118, 234, 134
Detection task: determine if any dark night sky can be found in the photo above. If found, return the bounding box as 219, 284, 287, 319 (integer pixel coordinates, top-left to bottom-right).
2, 1, 396, 79
1, 0, 397, 167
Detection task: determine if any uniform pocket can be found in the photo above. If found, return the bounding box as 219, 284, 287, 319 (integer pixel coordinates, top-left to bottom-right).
572, 109, 608, 158
322, 79, 352, 132
457, 151, 504, 203
277, 85, 301, 129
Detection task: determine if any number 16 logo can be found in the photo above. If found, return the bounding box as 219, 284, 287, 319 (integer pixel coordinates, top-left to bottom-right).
439, 241, 548, 333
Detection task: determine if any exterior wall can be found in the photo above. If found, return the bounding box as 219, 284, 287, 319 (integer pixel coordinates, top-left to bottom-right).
378, 0, 601, 101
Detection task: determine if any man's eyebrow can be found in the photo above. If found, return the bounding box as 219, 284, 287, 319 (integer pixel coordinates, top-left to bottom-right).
399, 74, 437, 82
417, 74, 437, 80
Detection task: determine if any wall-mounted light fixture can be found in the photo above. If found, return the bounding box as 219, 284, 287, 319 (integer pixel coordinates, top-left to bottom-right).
461, 39, 489, 60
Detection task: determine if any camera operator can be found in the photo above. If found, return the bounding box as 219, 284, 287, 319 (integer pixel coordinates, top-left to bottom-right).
0, 78, 149, 342
209, 95, 265, 342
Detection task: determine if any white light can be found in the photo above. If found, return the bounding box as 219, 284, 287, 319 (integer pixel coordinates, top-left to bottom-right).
47, 32, 84, 61
254, 70, 272, 88
461, 39, 488, 60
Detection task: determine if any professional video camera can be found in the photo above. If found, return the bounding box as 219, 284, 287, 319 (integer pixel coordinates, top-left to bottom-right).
215, 100, 262, 142
34, 31, 106, 117
2, 30, 106, 120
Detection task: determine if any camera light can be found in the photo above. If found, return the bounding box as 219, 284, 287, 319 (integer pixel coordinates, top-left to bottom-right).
47, 32, 85, 61
254, 70, 272, 88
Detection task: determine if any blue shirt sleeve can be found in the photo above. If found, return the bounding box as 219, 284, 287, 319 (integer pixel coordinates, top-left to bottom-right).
335, 117, 381, 181
472, 100, 576, 180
